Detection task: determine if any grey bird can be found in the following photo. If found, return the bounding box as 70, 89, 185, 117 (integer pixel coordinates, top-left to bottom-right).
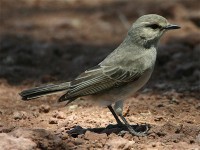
19, 14, 180, 136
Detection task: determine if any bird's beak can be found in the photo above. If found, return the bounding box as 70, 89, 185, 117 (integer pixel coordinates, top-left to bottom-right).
163, 24, 181, 30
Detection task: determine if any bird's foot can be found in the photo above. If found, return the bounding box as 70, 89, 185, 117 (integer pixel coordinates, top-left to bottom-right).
106, 123, 150, 136
128, 123, 150, 136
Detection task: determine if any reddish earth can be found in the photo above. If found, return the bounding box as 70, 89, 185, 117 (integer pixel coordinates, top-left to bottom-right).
0, 0, 200, 149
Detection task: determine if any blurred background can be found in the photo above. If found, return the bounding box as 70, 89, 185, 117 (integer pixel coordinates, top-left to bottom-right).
0, 0, 199, 92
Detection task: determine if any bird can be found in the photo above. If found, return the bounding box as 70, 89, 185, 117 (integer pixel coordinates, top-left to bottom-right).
19, 14, 180, 136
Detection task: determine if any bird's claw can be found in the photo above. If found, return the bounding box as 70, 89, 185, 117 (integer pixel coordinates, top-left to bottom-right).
130, 123, 150, 136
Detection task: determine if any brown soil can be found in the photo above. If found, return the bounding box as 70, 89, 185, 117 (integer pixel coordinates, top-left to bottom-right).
0, 0, 200, 149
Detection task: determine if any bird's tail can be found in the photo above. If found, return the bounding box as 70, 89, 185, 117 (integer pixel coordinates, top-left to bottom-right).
19, 82, 70, 100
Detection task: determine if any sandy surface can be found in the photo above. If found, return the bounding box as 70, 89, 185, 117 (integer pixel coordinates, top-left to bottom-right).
0, 0, 200, 149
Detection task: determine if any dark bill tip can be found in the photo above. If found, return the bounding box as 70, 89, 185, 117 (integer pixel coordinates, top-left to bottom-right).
164, 24, 181, 30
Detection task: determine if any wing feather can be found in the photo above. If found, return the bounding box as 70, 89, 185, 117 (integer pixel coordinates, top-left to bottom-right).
58, 65, 143, 101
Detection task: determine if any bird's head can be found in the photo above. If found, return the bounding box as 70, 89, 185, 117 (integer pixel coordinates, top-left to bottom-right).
128, 14, 180, 48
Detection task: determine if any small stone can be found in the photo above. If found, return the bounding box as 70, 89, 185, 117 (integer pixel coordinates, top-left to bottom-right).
61, 134, 69, 140
39, 104, 50, 113
0, 123, 3, 127
68, 105, 78, 110
13, 111, 27, 120
152, 143, 156, 147
67, 141, 75, 148
154, 83, 167, 89
154, 116, 164, 121
186, 120, 194, 124
32, 111, 39, 118
196, 133, 200, 144
157, 104, 164, 107
0, 109, 4, 115
56, 127, 65, 133
195, 103, 200, 110
123, 132, 133, 140
106, 137, 135, 149
169, 98, 180, 105
95, 142, 103, 148
0, 126, 14, 133
0, 133, 37, 149
53, 111, 66, 119
74, 138, 84, 145
142, 88, 152, 93
30, 106, 38, 111
49, 118, 58, 124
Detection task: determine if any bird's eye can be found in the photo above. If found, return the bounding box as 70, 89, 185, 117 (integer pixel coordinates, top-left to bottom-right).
146, 24, 161, 30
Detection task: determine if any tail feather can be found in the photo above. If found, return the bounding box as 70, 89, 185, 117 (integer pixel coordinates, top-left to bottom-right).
19, 82, 70, 100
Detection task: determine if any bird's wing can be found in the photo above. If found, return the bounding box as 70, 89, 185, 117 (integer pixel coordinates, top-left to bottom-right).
58, 65, 143, 101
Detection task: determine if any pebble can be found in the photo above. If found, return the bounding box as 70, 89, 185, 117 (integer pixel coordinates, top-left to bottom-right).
106, 137, 135, 149
30, 106, 38, 111
68, 105, 78, 110
0, 109, 4, 115
32, 111, 39, 118
49, 118, 58, 124
39, 104, 50, 113
195, 103, 200, 110
61, 134, 69, 140
196, 133, 200, 143
154, 116, 164, 121
74, 138, 84, 145
169, 98, 180, 105
157, 104, 164, 107
13, 111, 27, 120
53, 111, 66, 119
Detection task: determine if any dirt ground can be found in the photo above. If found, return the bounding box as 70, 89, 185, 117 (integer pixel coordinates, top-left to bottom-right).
0, 0, 200, 149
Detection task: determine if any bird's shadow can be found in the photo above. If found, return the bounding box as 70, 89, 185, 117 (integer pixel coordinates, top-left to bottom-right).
67, 124, 149, 137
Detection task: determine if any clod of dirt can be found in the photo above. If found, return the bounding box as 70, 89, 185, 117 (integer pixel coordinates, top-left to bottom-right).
52, 110, 66, 119
73, 137, 84, 146
0, 133, 37, 150
39, 104, 50, 113
0, 126, 15, 133
8, 128, 69, 149
49, 118, 58, 124
68, 105, 78, 110
196, 133, 200, 144
195, 103, 200, 110
154, 116, 164, 122
13, 111, 27, 120
0, 109, 4, 115
169, 98, 180, 105
32, 111, 40, 118
105, 136, 135, 150
163, 134, 185, 143
29, 106, 38, 111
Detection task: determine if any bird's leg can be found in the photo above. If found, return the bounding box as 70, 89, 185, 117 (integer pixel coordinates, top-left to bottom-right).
113, 100, 149, 136
118, 114, 149, 136
107, 105, 123, 125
